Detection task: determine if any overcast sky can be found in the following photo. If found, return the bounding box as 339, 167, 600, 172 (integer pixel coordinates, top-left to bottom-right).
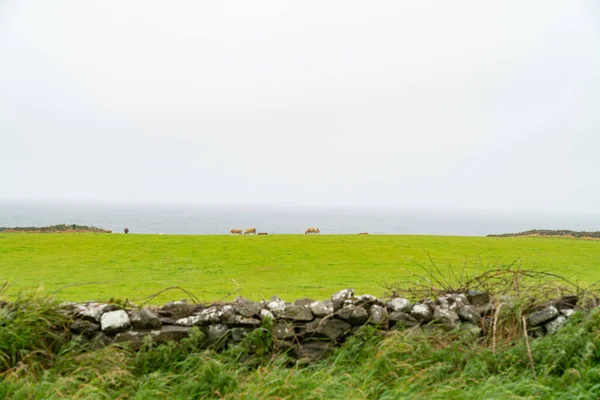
1, 1, 599, 212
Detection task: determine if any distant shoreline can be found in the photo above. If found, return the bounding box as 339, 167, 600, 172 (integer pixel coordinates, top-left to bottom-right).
0, 224, 112, 233
487, 229, 600, 239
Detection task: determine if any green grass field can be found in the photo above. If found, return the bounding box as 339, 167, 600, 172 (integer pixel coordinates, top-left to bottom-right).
1, 233, 599, 303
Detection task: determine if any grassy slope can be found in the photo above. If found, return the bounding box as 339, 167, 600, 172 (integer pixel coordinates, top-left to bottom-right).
1, 233, 599, 303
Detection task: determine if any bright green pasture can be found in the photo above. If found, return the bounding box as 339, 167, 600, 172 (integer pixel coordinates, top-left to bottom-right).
0, 233, 599, 303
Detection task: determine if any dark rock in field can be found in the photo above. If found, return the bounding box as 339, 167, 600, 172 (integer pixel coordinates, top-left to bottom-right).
457, 305, 481, 325
276, 305, 314, 321
331, 288, 354, 311
338, 306, 369, 326
159, 301, 197, 320
70, 319, 100, 336
130, 309, 162, 330
101, 310, 131, 333
466, 290, 490, 306
293, 341, 332, 361
159, 317, 176, 325
545, 315, 567, 334
526, 306, 559, 327
273, 320, 295, 339
387, 298, 412, 313
410, 304, 432, 323
294, 298, 315, 307
433, 306, 460, 329
389, 311, 419, 328
310, 301, 333, 317
306, 318, 352, 340
233, 298, 263, 317
230, 327, 253, 342
369, 305, 388, 325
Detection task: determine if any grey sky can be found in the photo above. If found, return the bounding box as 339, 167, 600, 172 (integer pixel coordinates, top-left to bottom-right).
1, 1, 599, 212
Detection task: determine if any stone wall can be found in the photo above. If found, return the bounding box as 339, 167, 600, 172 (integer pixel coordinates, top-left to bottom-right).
59, 288, 580, 360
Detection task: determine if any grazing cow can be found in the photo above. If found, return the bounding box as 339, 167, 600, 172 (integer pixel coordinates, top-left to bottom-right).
124, 228, 129, 234
244, 228, 257, 235
359, 232, 368, 235
230, 229, 243, 235
305, 227, 320, 235
257, 232, 268, 235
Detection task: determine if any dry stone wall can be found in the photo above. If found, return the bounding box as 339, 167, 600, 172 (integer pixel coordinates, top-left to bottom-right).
59, 288, 580, 360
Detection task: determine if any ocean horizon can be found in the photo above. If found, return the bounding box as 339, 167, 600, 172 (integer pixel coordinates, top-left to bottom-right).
1, 201, 599, 236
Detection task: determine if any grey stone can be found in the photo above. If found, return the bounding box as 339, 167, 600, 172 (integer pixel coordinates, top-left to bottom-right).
457, 305, 481, 325
260, 309, 275, 321
159, 301, 197, 320
230, 327, 253, 342
466, 290, 490, 306
293, 341, 332, 361
561, 308, 576, 318
356, 294, 379, 306
114, 331, 147, 349
152, 326, 193, 343
273, 320, 295, 339
337, 306, 369, 326
233, 316, 262, 326
545, 315, 567, 334
130, 309, 162, 330
76, 302, 115, 323
89, 332, 112, 350
438, 294, 470, 311
70, 320, 100, 336
387, 298, 412, 313
389, 311, 419, 327
527, 306, 559, 327
100, 310, 131, 333
197, 307, 222, 324
369, 305, 388, 325
309, 301, 333, 317
276, 305, 314, 321
267, 296, 286, 312
174, 315, 201, 326
207, 324, 229, 341
331, 288, 354, 311
233, 299, 263, 318
433, 306, 460, 329
411, 304, 432, 322
294, 298, 315, 307
306, 318, 352, 339
554, 295, 578, 311
220, 305, 236, 324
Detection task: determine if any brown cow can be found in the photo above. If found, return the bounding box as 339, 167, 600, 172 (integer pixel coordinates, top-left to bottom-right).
124, 228, 129, 234
257, 232, 268, 235
358, 232, 368, 235
244, 228, 257, 235
230, 229, 243, 235
305, 227, 320, 235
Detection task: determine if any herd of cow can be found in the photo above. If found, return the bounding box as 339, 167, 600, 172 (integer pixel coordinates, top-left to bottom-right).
229, 227, 323, 235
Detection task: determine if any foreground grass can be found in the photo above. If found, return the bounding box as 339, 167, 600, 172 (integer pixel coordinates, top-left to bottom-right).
2, 293, 600, 399
1, 234, 599, 303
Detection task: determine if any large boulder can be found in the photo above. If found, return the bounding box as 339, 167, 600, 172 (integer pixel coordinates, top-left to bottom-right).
369, 305, 388, 325
276, 305, 314, 321
70, 320, 101, 336
101, 310, 131, 333
410, 304, 432, 323
233, 298, 263, 318
433, 306, 460, 329
456, 305, 481, 325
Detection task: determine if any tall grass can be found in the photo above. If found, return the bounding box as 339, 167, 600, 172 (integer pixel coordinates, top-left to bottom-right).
2, 292, 600, 399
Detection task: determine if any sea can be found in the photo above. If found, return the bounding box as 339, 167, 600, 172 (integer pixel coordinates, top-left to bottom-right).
1, 201, 599, 236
